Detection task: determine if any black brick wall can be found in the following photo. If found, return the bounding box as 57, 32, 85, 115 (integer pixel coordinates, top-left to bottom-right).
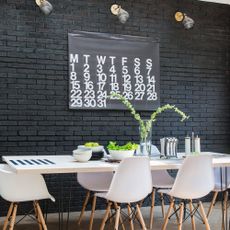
0, 0, 230, 215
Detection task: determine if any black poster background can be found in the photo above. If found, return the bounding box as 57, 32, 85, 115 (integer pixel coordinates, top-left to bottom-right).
68, 31, 160, 111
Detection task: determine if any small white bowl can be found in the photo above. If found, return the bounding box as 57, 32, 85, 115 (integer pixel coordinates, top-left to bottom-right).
73, 148, 92, 162
78, 145, 104, 153
108, 150, 135, 161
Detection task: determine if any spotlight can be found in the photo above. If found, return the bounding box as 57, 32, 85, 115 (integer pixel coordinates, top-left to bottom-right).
175, 11, 194, 30
35, 0, 53, 15
111, 4, 129, 24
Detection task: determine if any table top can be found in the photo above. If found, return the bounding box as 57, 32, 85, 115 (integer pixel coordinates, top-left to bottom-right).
2, 152, 230, 174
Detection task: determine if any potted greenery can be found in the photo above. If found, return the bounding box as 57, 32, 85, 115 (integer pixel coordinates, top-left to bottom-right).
108, 92, 189, 156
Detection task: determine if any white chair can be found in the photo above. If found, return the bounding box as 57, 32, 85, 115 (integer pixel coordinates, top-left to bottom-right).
149, 145, 175, 229
77, 172, 114, 230
95, 157, 152, 230
207, 167, 230, 218
159, 155, 214, 230
0, 164, 55, 230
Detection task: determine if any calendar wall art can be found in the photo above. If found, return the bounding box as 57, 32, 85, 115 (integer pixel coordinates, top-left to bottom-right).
68, 31, 160, 111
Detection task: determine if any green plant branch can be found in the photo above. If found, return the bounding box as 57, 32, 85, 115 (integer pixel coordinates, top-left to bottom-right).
108, 92, 190, 140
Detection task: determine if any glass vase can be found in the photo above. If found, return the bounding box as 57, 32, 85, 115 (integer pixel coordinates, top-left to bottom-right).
139, 120, 152, 156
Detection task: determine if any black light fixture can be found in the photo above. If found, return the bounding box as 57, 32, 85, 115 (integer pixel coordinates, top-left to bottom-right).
35, 0, 53, 15
175, 11, 194, 30
110, 4, 129, 24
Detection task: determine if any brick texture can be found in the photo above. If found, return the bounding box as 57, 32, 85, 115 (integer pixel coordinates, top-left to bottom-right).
0, 0, 230, 215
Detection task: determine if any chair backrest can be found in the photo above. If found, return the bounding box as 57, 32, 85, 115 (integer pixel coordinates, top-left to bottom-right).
105, 157, 152, 203
150, 145, 175, 186
151, 145, 161, 155
77, 172, 114, 191
213, 167, 230, 190
170, 155, 214, 199
0, 164, 54, 202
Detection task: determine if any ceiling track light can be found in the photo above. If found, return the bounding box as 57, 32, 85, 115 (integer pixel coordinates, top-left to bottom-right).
110, 4, 129, 24
175, 11, 194, 30
35, 0, 53, 15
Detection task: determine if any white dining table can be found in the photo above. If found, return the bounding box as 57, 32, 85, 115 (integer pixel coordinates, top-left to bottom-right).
2, 151, 230, 230
2, 151, 230, 174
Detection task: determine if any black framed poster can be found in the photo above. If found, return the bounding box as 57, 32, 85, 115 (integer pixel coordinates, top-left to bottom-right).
68, 31, 160, 111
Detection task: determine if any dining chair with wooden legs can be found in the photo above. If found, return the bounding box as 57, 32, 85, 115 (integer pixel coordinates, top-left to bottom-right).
77, 172, 114, 230
96, 157, 152, 230
159, 155, 214, 230
206, 167, 230, 220
149, 145, 176, 229
0, 164, 55, 230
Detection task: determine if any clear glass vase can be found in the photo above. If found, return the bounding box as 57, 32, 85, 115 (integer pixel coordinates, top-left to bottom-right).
139, 120, 152, 156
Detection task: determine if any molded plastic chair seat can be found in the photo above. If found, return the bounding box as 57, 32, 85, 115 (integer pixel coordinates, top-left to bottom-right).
77, 172, 113, 192
152, 170, 175, 188
213, 182, 230, 191
77, 171, 114, 229
160, 155, 214, 230
0, 164, 54, 230
96, 157, 152, 230
149, 145, 175, 229
207, 167, 230, 218
213, 167, 230, 191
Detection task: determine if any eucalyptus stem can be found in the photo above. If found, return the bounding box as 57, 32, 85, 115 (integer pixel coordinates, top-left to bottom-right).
108, 92, 190, 140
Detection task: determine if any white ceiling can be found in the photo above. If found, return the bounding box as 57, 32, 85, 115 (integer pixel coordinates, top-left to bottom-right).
198, 0, 230, 5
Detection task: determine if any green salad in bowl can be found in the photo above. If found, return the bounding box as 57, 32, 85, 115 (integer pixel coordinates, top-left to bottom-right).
107, 141, 138, 160
78, 142, 104, 153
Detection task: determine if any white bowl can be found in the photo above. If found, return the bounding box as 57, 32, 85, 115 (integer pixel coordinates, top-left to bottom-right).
108, 150, 135, 161
78, 145, 104, 153
73, 148, 92, 162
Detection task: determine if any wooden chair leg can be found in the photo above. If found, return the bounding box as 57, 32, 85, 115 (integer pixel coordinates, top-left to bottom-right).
3, 203, 14, 230
199, 201, 211, 230
89, 195, 97, 230
223, 190, 228, 229
100, 202, 112, 230
33, 201, 42, 230
160, 193, 165, 218
170, 196, 179, 224
189, 200, 196, 230
9, 203, 18, 230
149, 189, 156, 230
136, 204, 147, 230
127, 203, 134, 230
139, 199, 145, 208
114, 205, 121, 230
162, 199, 174, 230
35, 201, 48, 230
178, 202, 184, 230
78, 190, 91, 225
207, 191, 218, 218
114, 202, 125, 230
